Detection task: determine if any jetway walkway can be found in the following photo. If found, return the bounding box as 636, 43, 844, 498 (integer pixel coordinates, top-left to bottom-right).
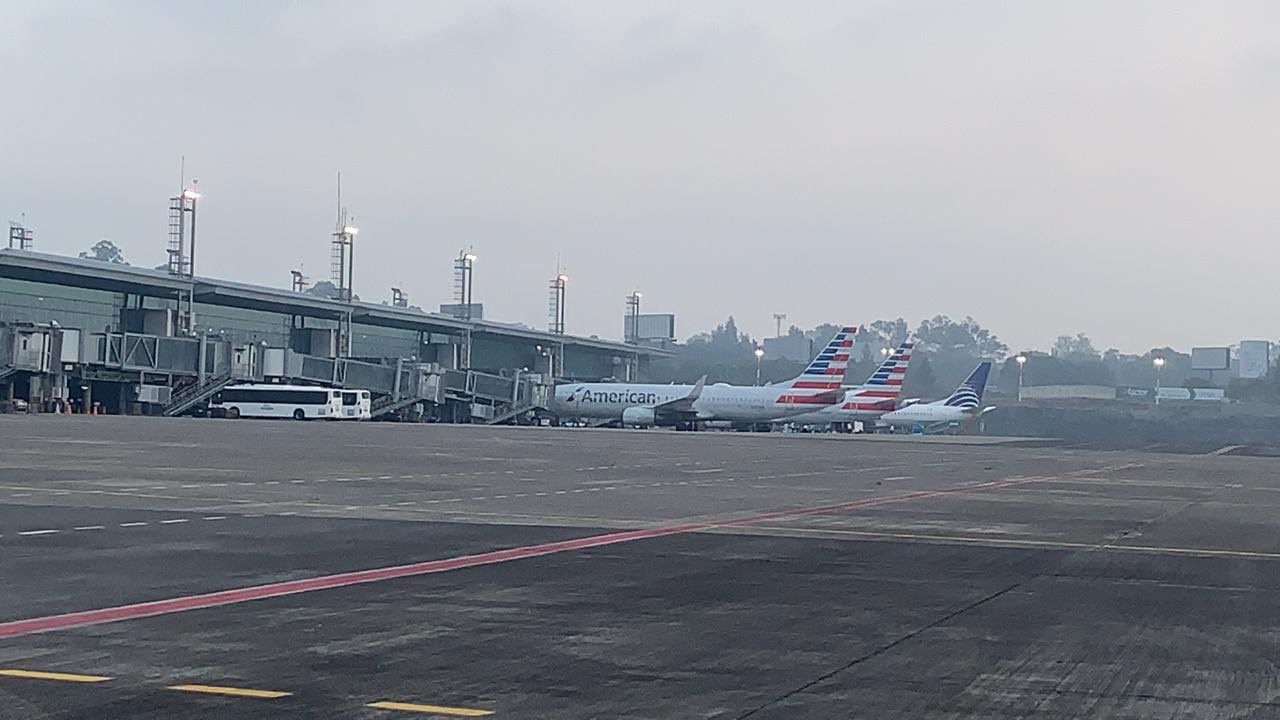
29, 327, 553, 421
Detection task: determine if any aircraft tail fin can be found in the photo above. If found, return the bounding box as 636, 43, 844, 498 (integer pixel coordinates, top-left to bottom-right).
837, 340, 914, 412
781, 326, 857, 391
943, 361, 992, 409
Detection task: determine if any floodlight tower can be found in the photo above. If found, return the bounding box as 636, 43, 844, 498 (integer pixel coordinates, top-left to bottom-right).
167, 180, 201, 334
453, 249, 477, 320
1153, 356, 1166, 405
167, 183, 200, 277
773, 313, 787, 338
331, 214, 358, 302
624, 291, 642, 343
548, 272, 567, 335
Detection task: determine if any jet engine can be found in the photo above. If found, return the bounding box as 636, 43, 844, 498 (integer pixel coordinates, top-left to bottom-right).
621, 406, 657, 427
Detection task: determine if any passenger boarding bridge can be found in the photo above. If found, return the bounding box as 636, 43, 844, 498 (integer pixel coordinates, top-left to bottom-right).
0, 249, 669, 420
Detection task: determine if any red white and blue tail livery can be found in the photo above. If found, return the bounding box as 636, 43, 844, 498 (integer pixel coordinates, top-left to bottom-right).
777, 340, 914, 424
774, 326, 857, 405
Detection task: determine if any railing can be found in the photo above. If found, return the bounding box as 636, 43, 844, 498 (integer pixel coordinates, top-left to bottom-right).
87, 332, 233, 378
161, 373, 237, 417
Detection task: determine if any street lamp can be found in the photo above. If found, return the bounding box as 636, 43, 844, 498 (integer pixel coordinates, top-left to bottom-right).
1153, 356, 1166, 405
754, 346, 765, 386
1015, 354, 1027, 402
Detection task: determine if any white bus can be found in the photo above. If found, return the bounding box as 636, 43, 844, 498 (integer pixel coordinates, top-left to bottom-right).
338, 389, 372, 420
210, 384, 343, 420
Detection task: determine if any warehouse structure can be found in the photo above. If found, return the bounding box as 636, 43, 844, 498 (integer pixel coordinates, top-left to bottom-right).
0, 249, 668, 421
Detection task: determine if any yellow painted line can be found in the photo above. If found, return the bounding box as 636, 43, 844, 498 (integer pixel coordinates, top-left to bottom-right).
168, 683, 292, 699
368, 700, 494, 716
0, 669, 112, 683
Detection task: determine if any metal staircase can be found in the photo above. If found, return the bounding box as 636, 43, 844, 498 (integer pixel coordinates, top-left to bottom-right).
370, 393, 428, 419
162, 373, 236, 417
0, 366, 17, 384
486, 401, 543, 425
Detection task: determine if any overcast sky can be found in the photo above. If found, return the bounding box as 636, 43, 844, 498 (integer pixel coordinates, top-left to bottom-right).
3, 1, 1278, 352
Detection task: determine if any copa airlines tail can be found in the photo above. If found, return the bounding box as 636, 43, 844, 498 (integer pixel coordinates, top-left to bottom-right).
876, 360, 993, 428
943, 361, 992, 409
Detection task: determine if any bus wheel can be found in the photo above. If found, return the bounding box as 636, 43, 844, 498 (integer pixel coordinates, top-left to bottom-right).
226, 407, 240, 419
292, 409, 306, 421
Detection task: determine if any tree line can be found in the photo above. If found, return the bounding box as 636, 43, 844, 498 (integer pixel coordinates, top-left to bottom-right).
642, 318, 1279, 402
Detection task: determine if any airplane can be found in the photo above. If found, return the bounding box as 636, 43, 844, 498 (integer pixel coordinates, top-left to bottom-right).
775, 341, 915, 428
876, 361, 994, 432
549, 326, 859, 427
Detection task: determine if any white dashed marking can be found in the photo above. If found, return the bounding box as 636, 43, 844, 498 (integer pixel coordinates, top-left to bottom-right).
73, 525, 105, 531
119, 522, 148, 528
18, 529, 58, 536
160, 519, 189, 525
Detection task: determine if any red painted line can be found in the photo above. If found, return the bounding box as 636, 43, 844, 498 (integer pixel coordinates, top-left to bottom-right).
0, 476, 1049, 639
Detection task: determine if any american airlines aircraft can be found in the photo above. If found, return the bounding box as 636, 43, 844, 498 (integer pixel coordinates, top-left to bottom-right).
550, 327, 858, 427
877, 361, 993, 430
775, 341, 915, 427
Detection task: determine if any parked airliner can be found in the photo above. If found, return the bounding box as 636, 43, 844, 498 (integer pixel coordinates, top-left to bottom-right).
550, 327, 858, 427
877, 361, 993, 430
776, 341, 914, 427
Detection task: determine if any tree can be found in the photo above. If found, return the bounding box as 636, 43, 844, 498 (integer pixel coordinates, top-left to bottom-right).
302, 280, 360, 302
868, 318, 910, 348
903, 354, 938, 397
913, 315, 1007, 359
79, 239, 127, 264
304, 280, 339, 299
854, 318, 911, 362
1053, 333, 1100, 361
806, 323, 844, 347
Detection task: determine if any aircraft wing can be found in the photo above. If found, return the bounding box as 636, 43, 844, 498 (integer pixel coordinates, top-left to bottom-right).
653, 375, 706, 415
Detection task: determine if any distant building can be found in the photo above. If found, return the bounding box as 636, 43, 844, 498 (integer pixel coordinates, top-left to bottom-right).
763, 334, 812, 363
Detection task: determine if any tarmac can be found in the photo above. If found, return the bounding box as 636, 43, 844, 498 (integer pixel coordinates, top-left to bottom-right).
1, 415, 1279, 718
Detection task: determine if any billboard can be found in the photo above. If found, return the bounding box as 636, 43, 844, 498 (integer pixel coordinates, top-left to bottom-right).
1156, 387, 1226, 402
1116, 386, 1156, 401
623, 313, 675, 341
1191, 346, 1230, 371
438, 303, 484, 320
1238, 340, 1271, 379
1121, 386, 1225, 402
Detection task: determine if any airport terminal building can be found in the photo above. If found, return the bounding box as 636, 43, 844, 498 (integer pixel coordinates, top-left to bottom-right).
0, 249, 668, 420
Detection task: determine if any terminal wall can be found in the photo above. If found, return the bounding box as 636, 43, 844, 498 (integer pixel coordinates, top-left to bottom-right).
0, 278, 123, 334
